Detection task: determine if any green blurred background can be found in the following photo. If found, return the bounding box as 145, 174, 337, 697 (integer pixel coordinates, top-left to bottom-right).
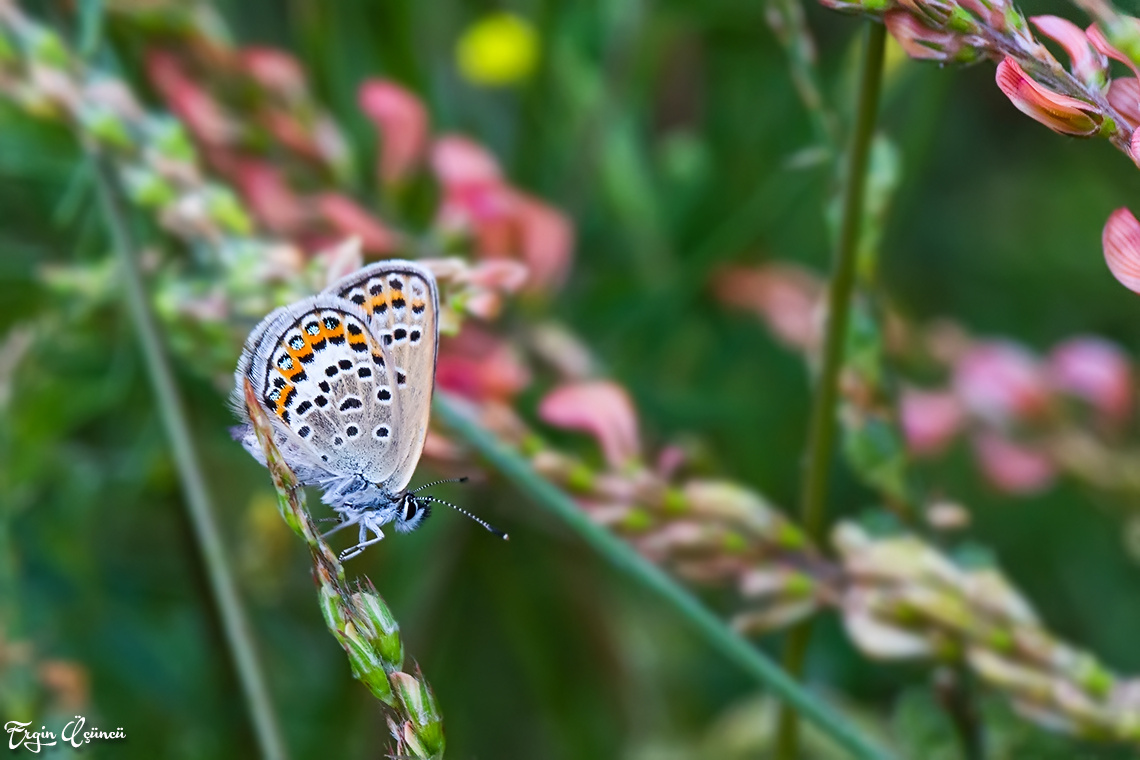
2, 1, 1140, 758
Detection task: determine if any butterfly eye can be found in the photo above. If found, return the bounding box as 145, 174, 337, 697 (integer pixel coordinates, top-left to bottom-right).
402, 499, 418, 522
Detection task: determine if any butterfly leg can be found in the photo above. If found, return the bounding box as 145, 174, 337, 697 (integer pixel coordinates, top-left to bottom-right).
321, 516, 356, 539
338, 523, 386, 561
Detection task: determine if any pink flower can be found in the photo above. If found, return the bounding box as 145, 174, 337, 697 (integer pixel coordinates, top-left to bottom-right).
952, 341, 1051, 424
1107, 77, 1140, 129
884, 11, 968, 62
358, 80, 429, 187
239, 47, 307, 100
432, 135, 572, 291
501, 190, 573, 292
1047, 336, 1133, 423
146, 50, 234, 146
1030, 16, 1108, 89
713, 264, 822, 350
231, 160, 308, 235
1087, 24, 1140, 80
431, 134, 503, 187
972, 432, 1056, 494
538, 381, 641, 469
262, 110, 323, 162
900, 387, 964, 457
314, 193, 400, 254
994, 57, 1101, 136
1103, 207, 1140, 293
437, 325, 531, 402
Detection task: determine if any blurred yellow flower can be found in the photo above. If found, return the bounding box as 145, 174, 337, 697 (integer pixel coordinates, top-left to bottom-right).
456, 12, 538, 87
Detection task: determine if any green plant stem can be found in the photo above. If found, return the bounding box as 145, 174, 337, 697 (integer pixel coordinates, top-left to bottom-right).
433, 394, 894, 760
91, 157, 288, 760
776, 21, 887, 760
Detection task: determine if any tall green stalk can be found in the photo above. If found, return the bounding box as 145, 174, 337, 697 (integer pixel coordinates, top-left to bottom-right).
434, 395, 894, 760
91, 157, 289, 760
776, 21, 887, 760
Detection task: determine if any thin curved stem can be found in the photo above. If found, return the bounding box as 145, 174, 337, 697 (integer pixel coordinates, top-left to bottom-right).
433, 394, 894, 760
776, 20, 888, 760
91, 156, 289, 760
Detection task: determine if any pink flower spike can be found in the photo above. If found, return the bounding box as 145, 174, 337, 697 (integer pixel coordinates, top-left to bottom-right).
538, 382, 641, 469
973, 432, 1056, 495
231, 160, 308, 235
146, 50, 233, 147
884, 11, 964, 62
994, 57, 1101, 136
358, 80, 429, 187
953, 341, 1051, 424
509, 191, 574, 292
1131, 126, 1140, 167
1046, 337, 1133, 423
1104, 208, 1140, 293
431, 135, 503, 189
1031, 16, 1108, 89
1107, 78, 1140, 130
239, 47, 307, 100
900, 387, 964, 457
315, 193, 400, 254
1087, 24, 1140, 80
437, 325, 531, 402
713, 264, 822, 351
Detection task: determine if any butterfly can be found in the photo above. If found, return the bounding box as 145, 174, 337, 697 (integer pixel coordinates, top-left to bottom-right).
231, 259, 506, 560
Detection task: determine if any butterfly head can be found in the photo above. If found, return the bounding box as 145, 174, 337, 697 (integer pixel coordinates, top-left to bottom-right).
393, 491, 431, 534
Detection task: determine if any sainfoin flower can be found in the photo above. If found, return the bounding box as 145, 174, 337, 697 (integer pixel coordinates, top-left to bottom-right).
900, 387, 964, 457
538, 382, 641, 469
712, 264, 821, 350
1029, 16, 1108, 90
952, 341, 1051, 424
436, 324, 531, 403
238, 47, 307, 101
884, 10, 969, 62
1046, 337, 1133, 423
1103, 207, 1140, 293
994, 57, 1101, 136
314, 193, 400, 254
1107, 78, 1140, 130
431, 135, 573, 291
358, 80, 428, 187
972, 432, 1056, 494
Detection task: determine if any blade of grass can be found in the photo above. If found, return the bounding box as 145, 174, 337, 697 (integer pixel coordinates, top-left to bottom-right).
91, 156, 289, 760
777, 20, 888, 760
433, 393, 895, 760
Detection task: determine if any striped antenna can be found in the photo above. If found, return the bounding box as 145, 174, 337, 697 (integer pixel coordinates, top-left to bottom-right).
420, 496, 508, 540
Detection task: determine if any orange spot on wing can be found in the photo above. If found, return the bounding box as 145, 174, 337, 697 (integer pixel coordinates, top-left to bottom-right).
275, 385, 296, 418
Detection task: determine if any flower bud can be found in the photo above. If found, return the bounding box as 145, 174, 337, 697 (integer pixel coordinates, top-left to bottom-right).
352, 586, 404, 671
885, 11, 975, 62
995, 57, 1102, 136
389, 672, 445, 755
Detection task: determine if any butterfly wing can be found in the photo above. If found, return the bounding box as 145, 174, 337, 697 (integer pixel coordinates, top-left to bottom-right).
324, 260, 439, 492
232, 294, 403, 485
